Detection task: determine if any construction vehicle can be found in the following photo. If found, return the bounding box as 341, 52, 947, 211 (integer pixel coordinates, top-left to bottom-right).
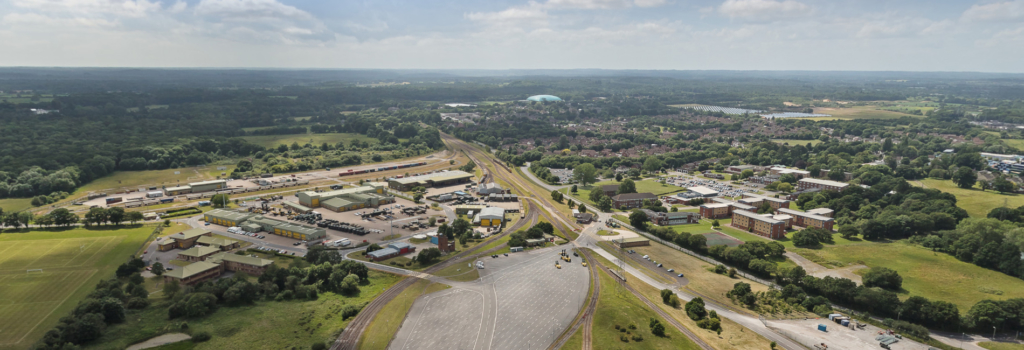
555, 263, 561, 269
582, 262, 588, 267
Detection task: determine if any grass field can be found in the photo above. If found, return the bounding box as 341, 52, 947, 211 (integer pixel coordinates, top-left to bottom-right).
785, 238, 1024, 311
1003, 139, 1024, 151
979, 342, 1024, 350
809, 105, 924, 120
916, 178, 1024, 217
591, 259, 701, 350
359, 279, 449, 350
82, 270, 403, 350
0, 225, 153, 350
559, 326, 583, 350
626, 271, 773, 349
241, 133, 377, 148
0, 198, 34, 213
771, 139, 822, 146
71, 167, 207, 197
628, 242, 770, 314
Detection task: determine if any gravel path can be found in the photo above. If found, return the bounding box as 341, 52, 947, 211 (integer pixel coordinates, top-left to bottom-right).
126, 333, 191, 350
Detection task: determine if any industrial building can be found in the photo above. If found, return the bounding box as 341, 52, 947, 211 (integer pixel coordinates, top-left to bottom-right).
164, 179, 229, 196
203, 209, 256, 227
367, 242, 418, 261
295, 185, 393, 212
472, 207, 506, 227
163, 252, 274, 286
614, 237, 651, 248
769, 167, 811, 179
526, 95, 562, 102
777, 208, 835, 230
454, 204, 488, 215
203, 209, 326, 241
731, 210, 787, 239
388, 170, 473, 191
687, 186, 720, 198
797, 178, 849, 192
477, 182, 504, 195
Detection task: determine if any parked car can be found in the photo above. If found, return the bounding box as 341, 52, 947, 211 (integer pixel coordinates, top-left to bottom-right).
667, 269, 674, 272
677, 273, 685, 277
657, 263, 663, 268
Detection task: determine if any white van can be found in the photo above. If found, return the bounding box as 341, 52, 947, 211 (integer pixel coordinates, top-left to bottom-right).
339, 238, 352, 247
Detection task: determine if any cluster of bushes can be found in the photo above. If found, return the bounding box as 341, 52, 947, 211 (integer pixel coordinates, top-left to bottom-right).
659, 289, 681, 308
528, 163, 561, 184
684, 297, 721, 332
614, 323, 644, 343
508, 222, 555, 248
37, 272, 150, 349
161, 207, 202, 219
791, 228, 834, 247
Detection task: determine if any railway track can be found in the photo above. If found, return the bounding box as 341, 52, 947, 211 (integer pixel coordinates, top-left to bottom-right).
331, 200, 539, 350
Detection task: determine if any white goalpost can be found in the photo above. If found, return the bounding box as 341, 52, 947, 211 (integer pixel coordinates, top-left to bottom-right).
26, 269, 43, 274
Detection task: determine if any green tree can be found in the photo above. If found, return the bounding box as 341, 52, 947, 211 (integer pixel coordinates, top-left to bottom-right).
151, 262, 165, 276
685, 297, 708, 320
862, 267, 903, 290
50, 208, 78, 227
551, 190, 562, 203
417, 248, 442, 264
643, 157, 664, 174
952, 166, 977, 189
127, 211, 144, 224
618, 178, 637, 194
573, 163, 597, 186
777, 182, 794, 193
571, 184, 578, 193
579, 204, 587, 214
163, 280, 181, 297
107, 207, 126, 226
741, 169, 754, 179
598, 196, 612, 212
993, 177, 1016, 193
712, 219, 720, 228
629, 209, 650, 229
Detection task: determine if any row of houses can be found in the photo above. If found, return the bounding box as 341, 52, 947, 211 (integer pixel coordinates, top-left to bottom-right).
698, 194, 835, 239
163, 252, 275, 286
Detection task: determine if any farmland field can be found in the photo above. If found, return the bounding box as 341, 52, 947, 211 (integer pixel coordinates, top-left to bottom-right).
915, 178, 1024, 217
0, 226, 153, 350
241, 133, 377, 148
785, 238, 1024, 312
809, 105, 923, 120
1003, 138, 1024, 151
67, 167, 209, 200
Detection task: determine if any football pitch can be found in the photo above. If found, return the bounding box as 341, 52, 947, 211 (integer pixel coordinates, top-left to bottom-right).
0, 226, 151, 350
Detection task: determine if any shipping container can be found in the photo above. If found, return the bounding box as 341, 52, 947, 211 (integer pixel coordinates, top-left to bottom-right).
160, 198, 174, 203
106, 197, 123, 204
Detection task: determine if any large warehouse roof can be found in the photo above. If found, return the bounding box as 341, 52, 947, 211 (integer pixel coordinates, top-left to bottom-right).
391, 171, 472, 185
526, 95, 562, 102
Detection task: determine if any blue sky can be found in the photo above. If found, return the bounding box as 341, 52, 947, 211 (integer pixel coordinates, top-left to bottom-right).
1, 0, 1023, 71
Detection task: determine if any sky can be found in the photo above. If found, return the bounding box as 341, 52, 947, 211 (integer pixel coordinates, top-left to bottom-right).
0, 0, 1023, 72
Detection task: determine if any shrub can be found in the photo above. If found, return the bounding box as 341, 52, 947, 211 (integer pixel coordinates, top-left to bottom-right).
631, 334, 644, 342
862, 267, 903, 290
192, 332, 211, 342
620, 334, 630, 342
311, 342, 328, 350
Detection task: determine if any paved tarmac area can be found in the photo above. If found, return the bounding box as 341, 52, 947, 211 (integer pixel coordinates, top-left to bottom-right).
392, 246, 589, 350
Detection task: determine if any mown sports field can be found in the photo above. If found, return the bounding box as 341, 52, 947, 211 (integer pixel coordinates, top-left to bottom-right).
0, 225, 152, 350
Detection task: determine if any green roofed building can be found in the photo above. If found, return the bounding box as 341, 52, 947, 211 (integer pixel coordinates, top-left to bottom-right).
614, 237, 651, 248
162, 261, 221, 285
388, 171, 473, 191
196, 235, 240, 251
296, 185, 391, 212
272, 222, 326, 241
177, 246, 222, 262
245, 215, 286, 232
163, 179, 228, 196
208, 253, 274, 276
203, 209, 256, 227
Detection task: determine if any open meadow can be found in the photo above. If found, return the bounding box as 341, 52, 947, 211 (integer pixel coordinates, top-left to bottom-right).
0, 225, 153, 350
241, 133, 378, 148
916, 178, 1024, 217
784, 236, 1024, 312
0, 198, 34, 213
82, 271, 404, 350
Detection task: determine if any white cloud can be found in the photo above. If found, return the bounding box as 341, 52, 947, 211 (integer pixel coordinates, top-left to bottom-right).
717, 0, 811, 20
11, 0, 162, 18
546, 0, 632, 9
962, 0, 1024, 23
633, 0, 667, 7
194, 0, 315, 21
466, 4, 549, 25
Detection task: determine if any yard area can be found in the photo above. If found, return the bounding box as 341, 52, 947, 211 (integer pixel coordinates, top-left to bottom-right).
561, 180, 686, 210
241, 133, 378, 148
0, 225, 154, 350
82, 271, 404, 350
359, 279, 449, 350
67, 167, 210, 201
916, 178, 1024, 217
785, 238, 1024, 312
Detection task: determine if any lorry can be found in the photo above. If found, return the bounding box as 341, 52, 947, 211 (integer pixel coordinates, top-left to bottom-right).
105, 197, 123, 204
